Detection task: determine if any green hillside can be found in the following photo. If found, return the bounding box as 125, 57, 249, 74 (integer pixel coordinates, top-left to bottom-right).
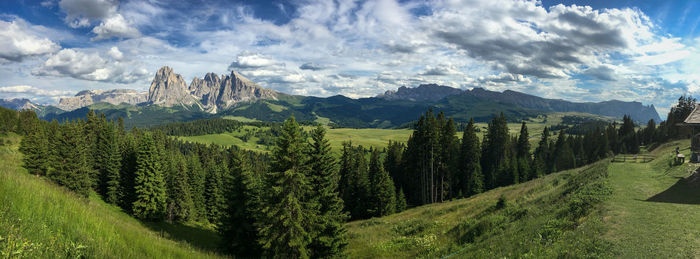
0, 134, 223, 258
345, 140, 700, 257
176, 112, 607, 153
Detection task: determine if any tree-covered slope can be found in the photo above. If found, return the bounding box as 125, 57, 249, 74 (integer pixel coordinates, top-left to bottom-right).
0, 133, 223, 258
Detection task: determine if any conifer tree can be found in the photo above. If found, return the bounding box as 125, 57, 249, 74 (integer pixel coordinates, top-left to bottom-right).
186, 156, 207, 220
395, 188, 407, 212
19, 121, 48, 176
204, 159, 226, 224
481, 113, 509, 189
222, 149, 263, 257
533, 127, 551, 177
258, 116, 313, 258
516, 122, 531, 181
51, 121, 93, 197
458, 119, 482, 196
306, 125, 348, 258
369, 149, 396, 217
103, 123, 123, 205
167, 153, 194, 221
132, 134, 167, 220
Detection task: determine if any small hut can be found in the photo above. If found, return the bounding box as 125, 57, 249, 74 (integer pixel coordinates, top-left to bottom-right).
680, 105, 700, 162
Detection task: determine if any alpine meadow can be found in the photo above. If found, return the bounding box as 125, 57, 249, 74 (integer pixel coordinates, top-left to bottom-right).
1, 0, 699, 258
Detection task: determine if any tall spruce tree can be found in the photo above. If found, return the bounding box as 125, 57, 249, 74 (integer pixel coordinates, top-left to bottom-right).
481, 113, 509, 189
516, 122, 531, 182
103, 123, 122, 205
395, 188, 407, 212
132, 134, 167, 220
204, 158, 226, 224
457, 118, 483, 196
258, 116, 314, 258
19, 120, 48, 176
167, 153, 194, 221
51, 121, 93, 197
306, 125, 348, 258
222, 149, 263, 257
369, 149, 396, 217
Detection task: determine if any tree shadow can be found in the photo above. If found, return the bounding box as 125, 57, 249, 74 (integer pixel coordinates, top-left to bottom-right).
143, 221, 223, 253
645, 172, 700, 205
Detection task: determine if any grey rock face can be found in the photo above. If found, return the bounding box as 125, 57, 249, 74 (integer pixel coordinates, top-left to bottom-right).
57, 89, 147, 111
147, 66, 197, 107
215, 71, 277, 110
0, 98, 39, 111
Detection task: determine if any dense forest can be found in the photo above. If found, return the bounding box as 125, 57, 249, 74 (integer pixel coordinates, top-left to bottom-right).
0, 95, 693, 258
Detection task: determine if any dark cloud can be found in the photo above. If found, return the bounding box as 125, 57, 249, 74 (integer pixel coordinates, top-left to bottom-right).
584, 65, 617, 81
299, 62, 324, 71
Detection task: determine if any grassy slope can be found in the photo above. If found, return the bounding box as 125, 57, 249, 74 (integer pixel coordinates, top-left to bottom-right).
345, 140, 700, 258
0, 134, 223, 259
603, 139, 700, 258
346, 160, 613, 258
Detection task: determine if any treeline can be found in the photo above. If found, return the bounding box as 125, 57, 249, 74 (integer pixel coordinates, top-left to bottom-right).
9, 109, 349, 258
150, 117, 318, 136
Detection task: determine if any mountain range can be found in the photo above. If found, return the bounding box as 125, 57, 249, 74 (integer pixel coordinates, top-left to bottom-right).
0, 66, 661, 128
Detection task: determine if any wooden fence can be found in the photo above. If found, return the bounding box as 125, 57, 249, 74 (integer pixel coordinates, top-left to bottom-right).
611, 154, 655, 163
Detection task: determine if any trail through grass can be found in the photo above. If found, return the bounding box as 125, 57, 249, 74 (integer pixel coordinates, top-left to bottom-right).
603, 140, 700, 258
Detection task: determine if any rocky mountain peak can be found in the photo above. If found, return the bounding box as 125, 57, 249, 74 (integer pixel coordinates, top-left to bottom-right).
148, 66, 196, 107
214, 71, 277, 110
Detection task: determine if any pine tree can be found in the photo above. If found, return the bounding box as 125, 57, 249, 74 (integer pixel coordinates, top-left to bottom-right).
458, 119, 483, 196
258, 116, 313, 258
132, 134, 167, 220
103, 123, 122, 205
186, 156, 207, 221
51, 121, 93, 198
516, 122, 531, 181
384, 141, 404, 193
167, 153, 194, 221
369, 149, 396, 217
395, 187, 407, 212
306, 125, 348, 258
222, 149, 263, 257
339, 142, 371, 219
19, 121, 48, 176
204, 158, 226, 224
481, 113, 509, 189
533, 127, 551, 177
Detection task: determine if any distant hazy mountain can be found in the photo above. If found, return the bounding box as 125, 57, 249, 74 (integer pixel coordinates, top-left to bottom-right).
0, 98, 39, 111
40, 66, 661, 128
377, 84, 463, 102
373, 84, 661, 122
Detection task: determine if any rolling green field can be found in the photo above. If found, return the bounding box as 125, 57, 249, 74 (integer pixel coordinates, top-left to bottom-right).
0, 134, 224, 258
177, 112, 603, 153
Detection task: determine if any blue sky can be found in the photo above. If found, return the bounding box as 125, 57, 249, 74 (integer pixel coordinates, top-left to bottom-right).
1, 0, 699, 118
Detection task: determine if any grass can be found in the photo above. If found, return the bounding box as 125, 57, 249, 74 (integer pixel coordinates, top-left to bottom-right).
603, 139, 700, 258
346, 159, 614, 258
221, 115, 260, 122
0, 133, 224, 258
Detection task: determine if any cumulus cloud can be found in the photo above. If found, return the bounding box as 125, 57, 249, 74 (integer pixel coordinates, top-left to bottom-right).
92, 14, 141, 40
424, 1, 654, 79
32, 48, 149, 83
228, 52, 280, 70
420, 64, 461, 76
0, 85, 72, 97
0, 19, 60, 62
59, 0, 118, 28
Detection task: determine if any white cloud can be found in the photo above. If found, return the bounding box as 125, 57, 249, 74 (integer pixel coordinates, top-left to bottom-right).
107, 46, 123, 60
92, 13, 140, 40
0, 85, 72, 96
32, 48, 149, 83
0, 19, 60, 62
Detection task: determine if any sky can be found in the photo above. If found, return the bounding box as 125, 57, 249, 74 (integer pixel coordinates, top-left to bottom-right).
1, 0, 699, 118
